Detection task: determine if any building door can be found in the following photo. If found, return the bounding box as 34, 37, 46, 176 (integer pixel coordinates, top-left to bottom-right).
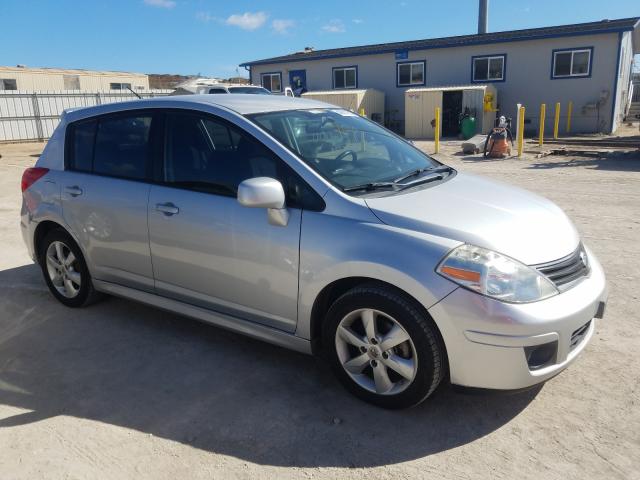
442, 91, 463, 137
288, 70, 307, 94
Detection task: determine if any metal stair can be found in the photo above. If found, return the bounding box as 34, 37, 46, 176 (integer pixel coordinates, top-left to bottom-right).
626, 102, 640, 121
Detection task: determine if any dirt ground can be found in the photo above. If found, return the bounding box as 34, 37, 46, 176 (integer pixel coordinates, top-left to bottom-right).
0, 135, 639, 480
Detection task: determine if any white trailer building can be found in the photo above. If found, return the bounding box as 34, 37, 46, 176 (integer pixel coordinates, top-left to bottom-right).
0, 66, 149, 92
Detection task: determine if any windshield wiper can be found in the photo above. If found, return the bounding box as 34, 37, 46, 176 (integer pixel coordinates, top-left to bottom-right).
398, 173, 444, 190
393, 165, 453, 184
393, 167, 427, 184
342, 182, 397, 193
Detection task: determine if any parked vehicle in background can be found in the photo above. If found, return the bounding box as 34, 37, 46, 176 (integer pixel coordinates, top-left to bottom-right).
20, 95, 607, 409
171, 77, 271, 95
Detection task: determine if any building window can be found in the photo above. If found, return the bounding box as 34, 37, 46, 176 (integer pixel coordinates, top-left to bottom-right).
396, 61, 425, 87
471, 55, 505, 82
110, 82, 132, 90
261, 73, 282, 93
0, 79, 17, 90
63, 75, 80, 90
333, 66, 357, 89
552, 48, 592, 78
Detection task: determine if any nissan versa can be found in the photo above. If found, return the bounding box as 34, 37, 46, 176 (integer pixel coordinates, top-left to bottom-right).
20, 95, 607, 409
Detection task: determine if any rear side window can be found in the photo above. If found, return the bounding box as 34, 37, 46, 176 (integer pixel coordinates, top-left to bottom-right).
70, 120, 97, 172
93, 115, 152, 180
67, 113, 153, 181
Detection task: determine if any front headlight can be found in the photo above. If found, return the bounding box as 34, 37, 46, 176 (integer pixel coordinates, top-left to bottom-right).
436, 244, 559, 303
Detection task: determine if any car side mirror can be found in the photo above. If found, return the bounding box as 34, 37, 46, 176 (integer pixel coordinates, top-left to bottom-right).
237, 177, 289, 227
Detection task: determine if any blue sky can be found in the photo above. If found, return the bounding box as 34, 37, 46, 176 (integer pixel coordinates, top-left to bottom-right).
2, 0, 638, 77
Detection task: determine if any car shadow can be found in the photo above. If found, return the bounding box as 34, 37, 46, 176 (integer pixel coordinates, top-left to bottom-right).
0, 263, 540, 467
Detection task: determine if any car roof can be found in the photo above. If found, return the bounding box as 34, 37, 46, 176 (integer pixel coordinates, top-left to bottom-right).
63, 94, 336, 122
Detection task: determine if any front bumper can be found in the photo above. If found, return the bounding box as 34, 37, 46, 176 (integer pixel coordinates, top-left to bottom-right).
428, 247, 607, 390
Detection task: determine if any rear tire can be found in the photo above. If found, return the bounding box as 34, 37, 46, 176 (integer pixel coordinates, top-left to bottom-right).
322, 285, 445, 409
38, 229, 102, 308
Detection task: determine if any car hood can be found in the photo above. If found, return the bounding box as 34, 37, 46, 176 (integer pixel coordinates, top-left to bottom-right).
364, 172, 580, 265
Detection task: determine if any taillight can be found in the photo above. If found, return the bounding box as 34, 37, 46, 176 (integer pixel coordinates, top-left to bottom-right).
21, 167, 49, 192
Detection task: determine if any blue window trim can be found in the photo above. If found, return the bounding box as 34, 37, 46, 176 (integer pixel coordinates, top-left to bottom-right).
550, 47, 594, 80
470, 54, 507, 83
332, 65, 358, 90
260, 71, 283, 92
396, 60, 426, 88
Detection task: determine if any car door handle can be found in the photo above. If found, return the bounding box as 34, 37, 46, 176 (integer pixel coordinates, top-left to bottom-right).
64, 186, 83, 197
156, 202, 179, 216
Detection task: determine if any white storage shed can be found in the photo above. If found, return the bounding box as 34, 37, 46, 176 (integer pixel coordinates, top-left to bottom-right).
302, 89, 385, 124
404, 84, 497, 139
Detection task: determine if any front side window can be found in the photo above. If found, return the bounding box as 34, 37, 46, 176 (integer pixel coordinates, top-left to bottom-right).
163, 111, 320, 208
208, 88, 228, 94
261, 73, 282, 93
93, 114, 152, 180
397, 61, 425, 86
1, 79, 17, 90
552, 48, 592, 78
472, 55, 505, 82
333, 67, 357, 89
248, 109, 441, 193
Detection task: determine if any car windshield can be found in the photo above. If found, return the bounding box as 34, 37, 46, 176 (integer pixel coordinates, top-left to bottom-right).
228, 87, 271, 95
247, 109, 442, 191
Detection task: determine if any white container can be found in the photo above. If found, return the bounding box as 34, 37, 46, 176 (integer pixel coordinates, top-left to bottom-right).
302, 89, 385, 124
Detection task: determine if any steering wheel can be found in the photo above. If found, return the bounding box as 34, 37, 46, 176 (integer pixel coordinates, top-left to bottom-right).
335, 150, 357, 162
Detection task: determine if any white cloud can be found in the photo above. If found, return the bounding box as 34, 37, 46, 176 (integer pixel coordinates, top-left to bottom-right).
225, 11, 268, 30
144, 0, 176, 8
272, 19, 295, 34
322, 19, 345, 33
352, 18, 364, 24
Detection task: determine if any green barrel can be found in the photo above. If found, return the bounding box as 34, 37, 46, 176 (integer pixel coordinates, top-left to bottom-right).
460, 116, 477, 140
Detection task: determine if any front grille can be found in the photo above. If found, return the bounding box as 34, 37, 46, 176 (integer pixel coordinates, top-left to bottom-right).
533, 244, 590, 288
570, 320, 591, 350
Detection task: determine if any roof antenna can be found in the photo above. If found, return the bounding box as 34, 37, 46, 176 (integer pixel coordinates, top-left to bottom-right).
126, 86, 142, 99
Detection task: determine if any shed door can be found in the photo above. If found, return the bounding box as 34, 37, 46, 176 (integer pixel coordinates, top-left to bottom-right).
422, 91, 442, 139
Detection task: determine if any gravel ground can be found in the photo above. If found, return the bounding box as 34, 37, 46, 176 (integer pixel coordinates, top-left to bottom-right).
0, 139, 639, 480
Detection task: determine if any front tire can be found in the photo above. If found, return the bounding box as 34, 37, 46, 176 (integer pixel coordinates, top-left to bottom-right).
322, 285, 445, 409
38, 229, 101, 308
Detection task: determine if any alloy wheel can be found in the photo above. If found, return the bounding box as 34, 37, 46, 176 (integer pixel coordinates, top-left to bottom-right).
334, 308, 418, 395
45, 240, 81, 299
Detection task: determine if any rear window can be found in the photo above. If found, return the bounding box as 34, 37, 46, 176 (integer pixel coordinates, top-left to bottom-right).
67, 113, 153, 181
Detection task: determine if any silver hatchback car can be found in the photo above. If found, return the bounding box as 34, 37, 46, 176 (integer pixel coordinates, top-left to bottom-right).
21, 95, 607, 409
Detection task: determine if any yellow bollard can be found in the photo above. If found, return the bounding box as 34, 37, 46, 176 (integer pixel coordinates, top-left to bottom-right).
538, 103, 546, 147
359, 107, 366, 116
517, 106, 525, 157
553, 102, 561, 139
566, 101, 573, 133
434, 107, 441, 154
